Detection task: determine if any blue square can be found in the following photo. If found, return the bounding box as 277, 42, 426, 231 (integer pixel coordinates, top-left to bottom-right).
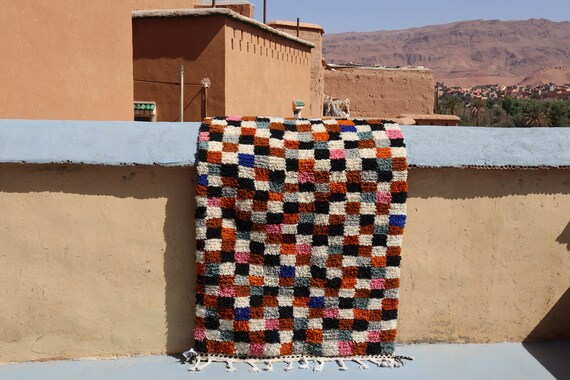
340, 126, 357, 133
235, 307, 251, 321
280, 266, 295, 278
389, 215, 407, 228
238, 153, 255, 168
197, 175, 208, 186
308, 296, 325, 308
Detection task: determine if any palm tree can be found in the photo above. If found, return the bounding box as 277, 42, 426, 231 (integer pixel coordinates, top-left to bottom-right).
469, 98, 486, 126
523, 108, 551, 127
444, 96, 462, 115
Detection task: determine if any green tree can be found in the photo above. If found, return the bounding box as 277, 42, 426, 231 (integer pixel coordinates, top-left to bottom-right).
444, 96, 463, 115
469, 98, 486, 126
523, 107, 551, 127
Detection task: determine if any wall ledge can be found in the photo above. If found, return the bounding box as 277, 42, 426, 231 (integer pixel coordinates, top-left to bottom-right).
1, 120, 569, 168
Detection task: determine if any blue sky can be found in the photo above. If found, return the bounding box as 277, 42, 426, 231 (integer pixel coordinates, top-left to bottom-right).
248, 0, 570, 34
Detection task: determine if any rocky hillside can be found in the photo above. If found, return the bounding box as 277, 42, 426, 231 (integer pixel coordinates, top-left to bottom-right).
517, 66, 570, 86
323, 19, 570, 87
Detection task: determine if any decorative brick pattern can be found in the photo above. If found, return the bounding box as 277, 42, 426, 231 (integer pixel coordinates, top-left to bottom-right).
194, 116, 408, 359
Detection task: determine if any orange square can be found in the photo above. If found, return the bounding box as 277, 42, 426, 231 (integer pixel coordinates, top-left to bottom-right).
313, 132, 329, 141
207, 151, 222, 164
377, 148, 392, 158
306, 330, 323, 343
250, 276, 264, 286
280, 343, 293, 355
371, 256, 387, 268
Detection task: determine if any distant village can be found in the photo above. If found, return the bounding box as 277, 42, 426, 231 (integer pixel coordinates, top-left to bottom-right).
439, 82, 570, 100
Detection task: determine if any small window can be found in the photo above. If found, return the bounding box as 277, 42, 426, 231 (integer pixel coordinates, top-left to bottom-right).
134, 102, 156, 122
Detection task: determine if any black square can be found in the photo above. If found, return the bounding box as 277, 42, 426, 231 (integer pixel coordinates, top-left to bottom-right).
238, 135, 254, 145
254, 191, 269, 201
205, 317, 220, 329
286, 159, 299, 171
254, 145, 270, 156
343, 245, 359, 256
344, 141, 358, 149
265, 331, 280, 343
387, 256, 401, 267
312, 235, 328, 246
372, 234, 387, 246
297, 223, 314, 235
284, 202, 299, 214
353, 320, 369, 331
293, 330, 306, 341
221, 251, 234, 262
238, 177, 255, 189
218, 297, 235, 308
264, 254, 280, 266
250, 295, 263, 307
362, 159, 377, 171
294, 287, 310, 297
299, 141, 314, 149
270, 129, 284, 139
315, 149, 329, 159
339, 298, 354, 309
299, 182, 316, 192
358, 267, 372, 279
326, 278, 342, 288
234, 331, 250, 343
360, 215, 375, 226
235, 263, 249, 276
264, 286, 279, 296
391, 138, 405, 147
329, 224, 344, 236
311, 266, 327, 280
378, 171, 393, 182
315, 202, 329, 214
279, 306, 294, 319
382, 309, 398, 321
206, 227, 222, 239
392, 192, 408, 204
267, 213, 284, 224
222, 208, 236, 219
331, 159, 346, 171
207, 186, 223, 197
250, 241, 265, 254
323, 318, 339, 329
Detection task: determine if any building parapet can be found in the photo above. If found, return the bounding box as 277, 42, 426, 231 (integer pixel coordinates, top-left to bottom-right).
132, 8, 315, 48
1, 120, 569, 169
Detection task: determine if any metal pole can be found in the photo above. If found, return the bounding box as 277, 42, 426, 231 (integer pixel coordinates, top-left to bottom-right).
204, 86, 208, 119
212, 0, 216, 7
296, 17, 300, 37
263, 0, 267, 24
179, 65, 184, 122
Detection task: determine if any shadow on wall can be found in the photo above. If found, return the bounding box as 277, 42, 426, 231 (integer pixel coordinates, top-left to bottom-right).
0, 164, 197, 356
409, 168, 570, 200
523, 340, 570, 380
557, 221, 570, 251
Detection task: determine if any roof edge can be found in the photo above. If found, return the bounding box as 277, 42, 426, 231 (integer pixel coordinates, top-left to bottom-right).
132, 8, 315, 48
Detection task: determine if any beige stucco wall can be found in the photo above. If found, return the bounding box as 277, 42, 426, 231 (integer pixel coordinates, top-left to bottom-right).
324, 67, 435, 117
0, 0, 134, 121
133, 0, 196, 10
133, 16, 227, 122
268, 21, 324, 118
1, 165, 569, 362
224, 20, 312, 117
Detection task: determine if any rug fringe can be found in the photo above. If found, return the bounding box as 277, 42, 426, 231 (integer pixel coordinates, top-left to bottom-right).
184, 351, 413, 372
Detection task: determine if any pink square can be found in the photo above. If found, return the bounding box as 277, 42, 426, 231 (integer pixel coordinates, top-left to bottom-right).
376, 191, 392, 204
368, 331, 382, 343
371, 278, 385, 290
387, 129, 403, 139
296, 244, 312, 255
235, 252, 249, 264
330, 149, 345, 159
250, 343, 264, 356
324, 308, 339, 318
194, 327, 206, 341
298, 172, 315, 183
208, 197, 222, 207
219, 286, 235, 297
265, 319, 279, 330
227, 116, 242, 121
338, 341, 352, 356
199, 132, 210, 142
266, 224, 282, 234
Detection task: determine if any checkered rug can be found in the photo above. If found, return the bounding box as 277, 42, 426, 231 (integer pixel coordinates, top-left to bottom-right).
189, 117, 410, 372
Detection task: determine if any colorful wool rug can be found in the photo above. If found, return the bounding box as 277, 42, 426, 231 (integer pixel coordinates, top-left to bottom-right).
188, 117, 410, 372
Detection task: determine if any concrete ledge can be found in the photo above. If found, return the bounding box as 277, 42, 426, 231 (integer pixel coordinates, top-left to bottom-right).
1, 120, 569, 168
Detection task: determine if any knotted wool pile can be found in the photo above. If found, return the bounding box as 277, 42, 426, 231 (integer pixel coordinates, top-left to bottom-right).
191, 117, 409, 371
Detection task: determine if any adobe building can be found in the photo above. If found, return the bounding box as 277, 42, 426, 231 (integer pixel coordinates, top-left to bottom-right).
399, 113, 460, 126
268, 20, 325, 118
133, 9, 313, 121
0, 0, 134, 120
324, 64, 435, 118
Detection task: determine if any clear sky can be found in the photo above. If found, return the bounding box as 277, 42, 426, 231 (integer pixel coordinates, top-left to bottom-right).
247, 0, 570, 34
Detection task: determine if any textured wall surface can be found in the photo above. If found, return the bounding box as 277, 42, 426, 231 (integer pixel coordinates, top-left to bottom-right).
324, 67, 434, 117
0, 0, 134, 120
1, 165, 569, 362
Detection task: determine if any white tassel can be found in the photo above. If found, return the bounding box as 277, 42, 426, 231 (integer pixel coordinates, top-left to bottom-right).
188, 356, 202, 371
284, 360, 294, 371
313, 359, 325, 372
182, 348, 197, 362
369, 358, 383, 367
246, 360, 261, 373
263, 361, 273, 372
196, 356, 212, 371
353, 358, 369, 370
225, 360, 237, 372
337, 359, 349, 371
299, 357, 311, 369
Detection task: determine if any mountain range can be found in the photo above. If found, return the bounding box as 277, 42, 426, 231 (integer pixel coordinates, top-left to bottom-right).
322, 19, 570, 87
